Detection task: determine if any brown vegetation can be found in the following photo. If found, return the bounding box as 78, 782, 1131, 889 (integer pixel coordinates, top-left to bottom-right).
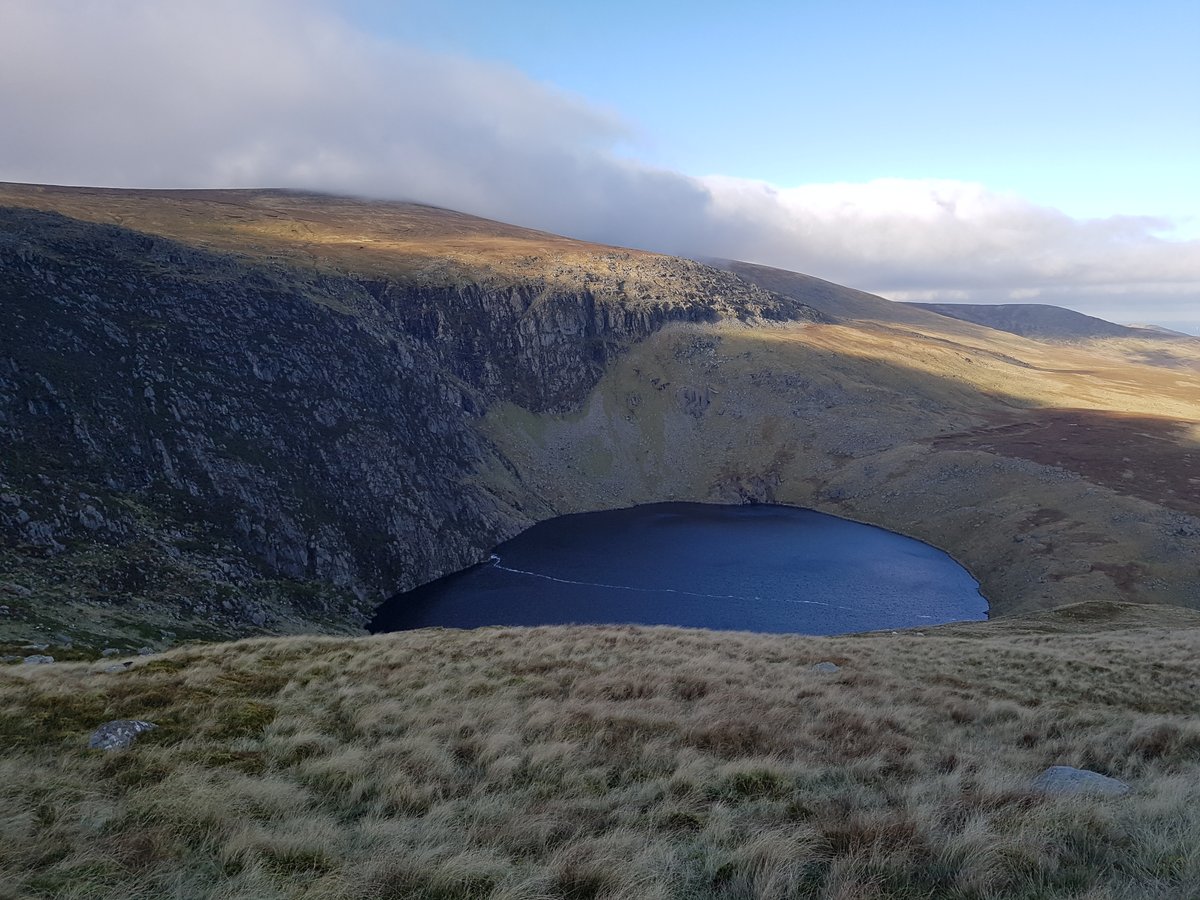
2, 605, 1199, 898
934, 410, 1200, 518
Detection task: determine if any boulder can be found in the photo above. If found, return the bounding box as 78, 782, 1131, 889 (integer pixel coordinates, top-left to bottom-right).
88, 720, 157, 751
811, 661, 840, 674
23, 655, 54, 665
1032, 766, 1130, 797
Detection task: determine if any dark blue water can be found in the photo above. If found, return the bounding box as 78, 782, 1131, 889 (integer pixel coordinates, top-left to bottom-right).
369, 503, 987, 635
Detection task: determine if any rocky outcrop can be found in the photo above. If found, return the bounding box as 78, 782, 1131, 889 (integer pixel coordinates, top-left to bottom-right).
0, 207, 821, 643
1032, 766, 1130, 797
87, 719, 157, 751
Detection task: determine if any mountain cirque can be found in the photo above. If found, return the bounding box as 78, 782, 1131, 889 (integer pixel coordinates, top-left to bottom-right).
1, 184, 1198, 651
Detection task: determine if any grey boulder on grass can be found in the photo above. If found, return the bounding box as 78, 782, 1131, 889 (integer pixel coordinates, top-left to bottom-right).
88, 720, 158, 751
1032, 766, 1130, 797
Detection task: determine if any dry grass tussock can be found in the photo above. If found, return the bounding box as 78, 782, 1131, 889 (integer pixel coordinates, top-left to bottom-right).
2, 606, 1200, 898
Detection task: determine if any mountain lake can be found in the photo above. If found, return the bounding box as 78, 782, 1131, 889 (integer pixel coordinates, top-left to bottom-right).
370, 502, 988, 635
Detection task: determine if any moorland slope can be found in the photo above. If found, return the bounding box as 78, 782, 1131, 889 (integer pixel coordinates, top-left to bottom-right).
2, 603, 1200, 898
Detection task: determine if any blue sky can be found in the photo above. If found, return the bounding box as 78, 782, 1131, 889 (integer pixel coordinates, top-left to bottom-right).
344, 0, 1199, 234
2, 0, 1198, 329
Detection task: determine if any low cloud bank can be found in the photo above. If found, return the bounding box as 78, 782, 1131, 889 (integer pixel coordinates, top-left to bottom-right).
3, 0, 1198, 327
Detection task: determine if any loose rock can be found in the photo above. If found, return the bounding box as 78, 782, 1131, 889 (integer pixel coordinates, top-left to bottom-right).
23, 655, 54, 665
1032, 766, 1130, 797
811, 661, 840, 674
88, 720, 157, 751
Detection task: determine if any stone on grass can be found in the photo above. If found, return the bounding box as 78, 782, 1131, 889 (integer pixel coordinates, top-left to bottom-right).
23, 654, 54, 665
104, 661, 133, 673
88, 720, 157, 751
101, 648, 121, 657
811, 661, 840, 674
1032, 766, 1130, 797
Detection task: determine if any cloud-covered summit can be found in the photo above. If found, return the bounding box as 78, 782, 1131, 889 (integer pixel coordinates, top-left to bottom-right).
2, 0, 1198, 329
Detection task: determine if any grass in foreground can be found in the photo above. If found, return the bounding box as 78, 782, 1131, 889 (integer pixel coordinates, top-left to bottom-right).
1, 604, 1199, 899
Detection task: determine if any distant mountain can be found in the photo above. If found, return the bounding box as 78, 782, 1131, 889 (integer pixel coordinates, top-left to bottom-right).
1127, 322, 1197, 338
715, 260, 944, 326
906, 302, 1167, 342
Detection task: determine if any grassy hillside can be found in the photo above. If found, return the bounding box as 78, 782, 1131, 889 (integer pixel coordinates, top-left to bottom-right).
2, 604, 1199, 898
0, 183, 770, 300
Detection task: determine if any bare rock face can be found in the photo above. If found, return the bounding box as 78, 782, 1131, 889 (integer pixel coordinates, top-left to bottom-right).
88, 719, 157, 751
1032, 766, 1130, 797
0, 207, 822, 642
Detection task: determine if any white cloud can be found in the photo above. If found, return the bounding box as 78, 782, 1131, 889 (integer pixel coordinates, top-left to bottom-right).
1, 0, 1198, 327
698, 177, 1200, 297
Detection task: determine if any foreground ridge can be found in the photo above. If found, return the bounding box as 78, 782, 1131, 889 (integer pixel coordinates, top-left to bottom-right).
2, 610, 1198, 897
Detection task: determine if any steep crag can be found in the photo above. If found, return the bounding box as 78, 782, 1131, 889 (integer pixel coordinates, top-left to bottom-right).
0, 202, 822, 646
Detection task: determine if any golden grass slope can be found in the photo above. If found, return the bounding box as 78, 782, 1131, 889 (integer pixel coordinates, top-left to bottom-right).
0, 182, 737, 299
2, 605, 1199, 899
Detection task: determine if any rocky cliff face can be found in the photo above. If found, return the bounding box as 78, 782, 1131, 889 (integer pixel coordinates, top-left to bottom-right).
0, 206, 822, 647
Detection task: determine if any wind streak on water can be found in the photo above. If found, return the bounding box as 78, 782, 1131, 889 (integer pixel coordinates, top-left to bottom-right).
489, 555, 855, 611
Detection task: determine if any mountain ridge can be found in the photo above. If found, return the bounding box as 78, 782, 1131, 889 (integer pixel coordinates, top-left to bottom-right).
908, 300, 1197, 343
